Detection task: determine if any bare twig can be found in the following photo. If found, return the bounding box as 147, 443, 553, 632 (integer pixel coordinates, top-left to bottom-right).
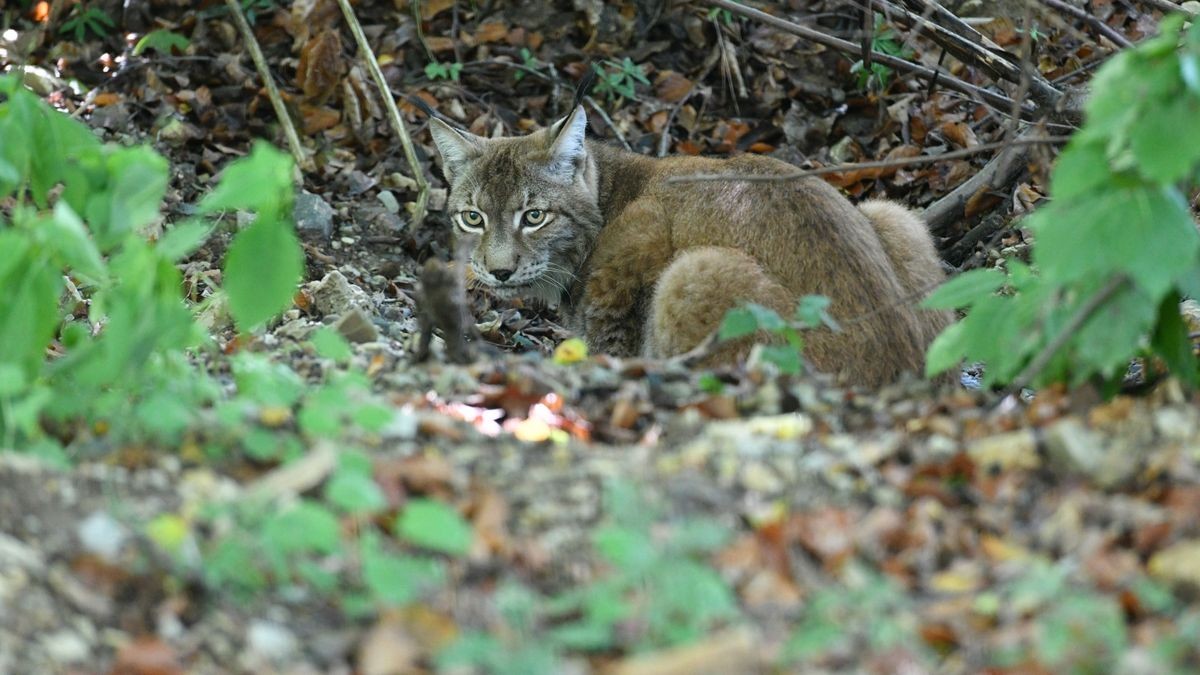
334, 0, 430, 227
922, 127, 1053, 233
666, 136, 1070, 184
223, 0, 309, 172
869, 0, 1064, 110
1036, 0, 1134, 48
1008, 275, 1129, 393
699, 0, 1035, 117
584, 96, 634, 152
1141, 0, 1197, 15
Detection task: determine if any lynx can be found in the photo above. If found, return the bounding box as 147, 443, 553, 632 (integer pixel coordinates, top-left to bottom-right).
429, 106, 951, 386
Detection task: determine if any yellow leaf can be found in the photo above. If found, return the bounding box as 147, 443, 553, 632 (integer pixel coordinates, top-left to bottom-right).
146, 514, 190, 553
553, 338, 588, 365
259, 406, 292, 427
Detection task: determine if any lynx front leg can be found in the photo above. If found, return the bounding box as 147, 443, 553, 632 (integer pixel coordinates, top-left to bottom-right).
578, 198, 674, 356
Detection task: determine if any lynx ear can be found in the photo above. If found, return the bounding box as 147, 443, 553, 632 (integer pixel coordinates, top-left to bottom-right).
429, 118, 484, 184
546, 105, 588, 179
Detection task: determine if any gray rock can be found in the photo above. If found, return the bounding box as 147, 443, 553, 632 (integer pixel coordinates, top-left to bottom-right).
334, 307, 380, 344
77, 511, 127, 562
294, 190, 336, 239
306, 270, 372, 317
1044, 418, 1138, 488
40, 630, 89, 664
246, 620, 299, 662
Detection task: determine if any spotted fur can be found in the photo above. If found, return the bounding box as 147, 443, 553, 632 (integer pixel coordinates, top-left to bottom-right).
430, 107, 952, 386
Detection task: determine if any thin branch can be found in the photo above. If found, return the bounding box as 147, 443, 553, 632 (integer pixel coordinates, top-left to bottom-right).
584, 96, 634, 152
1141, 0, 1197, 16
335, 0, 430, 227
870, 0, 1064, 110
700, 0, 1035, 117
1036, 0, 1134, 48
1008, 275, 1129, 393
224, 0, 309, 172
666, 136, 1071, 184
922, 126, 1051, 233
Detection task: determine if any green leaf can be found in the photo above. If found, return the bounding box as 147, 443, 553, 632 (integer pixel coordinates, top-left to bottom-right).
1050, 139, 1110, 200
795, 294, 837, 330
200, 141, 294, 216
43, 202, 106, 285
223, 216, 303, 331
922, 268, 1005, 310
0, 251, 63, 379
324, 467, 387, 514
396, 498, 473, 556
718, 306, 758, 340
311, 326, 353, 362
361, 545, 443, 606
1130, 95, 1200, 183
924, 321, 967, 378
1032, 186, 1200, 298
760, 344, 803, 374
1151, 292, 1199, 387
261, 500, 341, 555
156, 220, 211, 261
133, 30, 190, 56
89, 146, 169, 250
0, 363, 27, 398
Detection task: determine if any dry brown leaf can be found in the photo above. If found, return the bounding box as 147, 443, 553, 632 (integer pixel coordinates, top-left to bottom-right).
472, 21, 508, 44
300, 104, 340, 134
610, 397, 641, 429
940, 121, 979, 149
420, 0, 454, 20
655, 70, 693, 103
469, 485, 511, 558
358, 613, 421, 675
606, 628, 762, 675
296, 29, 346, 103
93, 92, 121, 106
109, 637, 184, 675
425, 36, 456, 53
789, 508, 856, 567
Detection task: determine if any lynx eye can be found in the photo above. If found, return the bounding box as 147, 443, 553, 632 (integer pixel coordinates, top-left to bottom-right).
522, 209, 547, 228
460, 210, 484, 230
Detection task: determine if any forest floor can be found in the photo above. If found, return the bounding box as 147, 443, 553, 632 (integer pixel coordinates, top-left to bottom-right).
3, 1, 1200, 673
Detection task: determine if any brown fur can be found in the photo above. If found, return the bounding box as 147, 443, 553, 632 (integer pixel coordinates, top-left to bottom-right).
430, 107, 952, 386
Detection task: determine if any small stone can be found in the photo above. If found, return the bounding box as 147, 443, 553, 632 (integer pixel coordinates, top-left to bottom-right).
740, 462, 783, 494
968, 430, 1040, 471
306, 270, 371, 317
376, 190, 400, 214
1154, 407, 1196, 443
246, 620, 299, 662
1044, 418, 1138, 488
41, 630, 90, 664
334, 307, 379, 343
77, 511, 128, 562
294, 190, 335, 239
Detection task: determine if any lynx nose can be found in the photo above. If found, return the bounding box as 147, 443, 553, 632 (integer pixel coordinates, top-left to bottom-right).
491, 268, 514, 282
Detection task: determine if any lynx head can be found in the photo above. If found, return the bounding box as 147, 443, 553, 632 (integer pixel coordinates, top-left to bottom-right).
429, 106, 603, 306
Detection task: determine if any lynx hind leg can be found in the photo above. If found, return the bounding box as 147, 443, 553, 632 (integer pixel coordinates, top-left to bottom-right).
642, 247, 792, 365
858, 199, 953, 339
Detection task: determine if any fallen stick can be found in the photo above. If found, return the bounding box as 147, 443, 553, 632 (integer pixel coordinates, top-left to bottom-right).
334, 0, 430, 228
666, 136, 1070, 184
701, 0, 1035, 116
223, 0, 309, 172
